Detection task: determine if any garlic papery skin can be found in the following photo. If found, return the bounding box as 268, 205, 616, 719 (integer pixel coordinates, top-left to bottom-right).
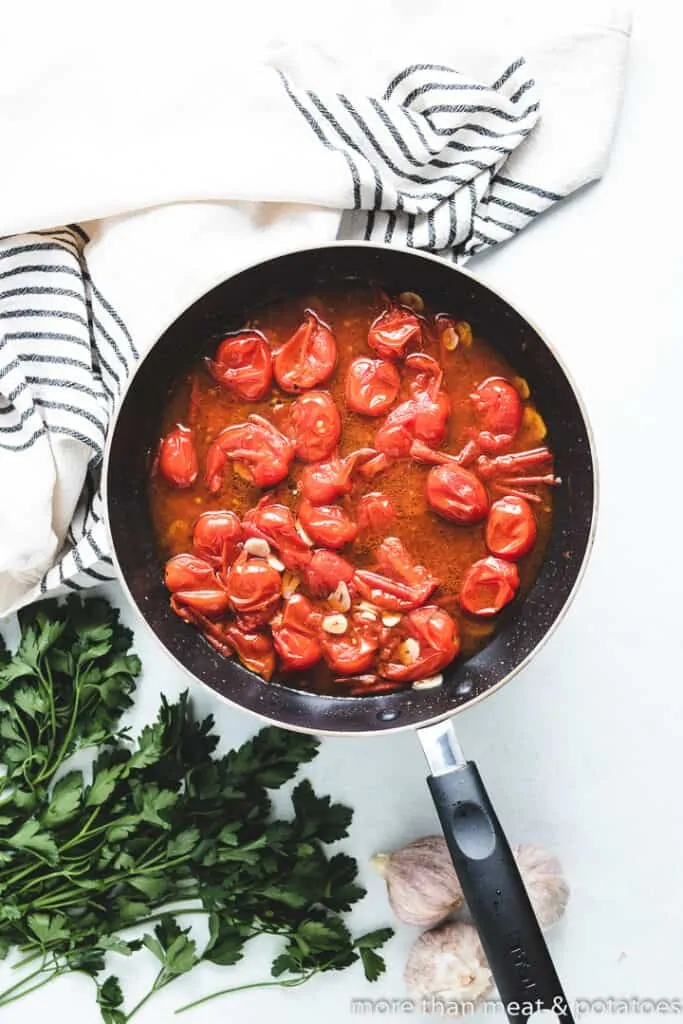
404, 921, 493, 1011
513, 844, 570, 930
372, 836, 464, 927
374, 835, 569, 932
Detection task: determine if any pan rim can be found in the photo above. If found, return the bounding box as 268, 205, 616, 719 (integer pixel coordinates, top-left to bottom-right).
102, 240, 599, 737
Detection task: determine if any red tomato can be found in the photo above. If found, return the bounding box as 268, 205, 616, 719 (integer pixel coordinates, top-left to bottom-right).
158, 424, 198, 488
470, 377, 523, 453
459, 557, 519, 616
485, 496, 537, 559
205, 414, 294, 492
353, 537, 439, 611
192, 511, 243, 567
273, 309, 337, 393
368, 303, 422, 360
225, 552, 282, 615
425, 465, 489, 525
170, 589, 232, 618
164, 553, 216, 592
375, 390, 450, 457
357, 492, 395, 533
345, 357, 400, 416
297, 500, 357, 549
206, 330, 272, 401
224, 625, 276, 680
379, 606, 460, 682
289, 391, 341, 462
299, 449, 375, 505
271, 594, 323, 672
304, 549, 354, 598
242, 498, 312, 573
322, 628, 380, 676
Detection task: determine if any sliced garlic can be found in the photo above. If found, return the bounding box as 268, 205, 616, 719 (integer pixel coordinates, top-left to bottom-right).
327, 581, 351, 613
357, 600, 380, 617
243, 537, 270, 558
281, 571, 301, 598
382, 612, 401, 627
412, 673, 444, 691
512, 375, 531, 399
295, 521, 313, 546
267, 554, 286, 572
522, 406, 548, 442
322, 613, 348, 635
398, 290, 425, 313
357, 610, 378, 622
441, 326, 459, 352
455, 320, 473, 347
398, 637, 420, 665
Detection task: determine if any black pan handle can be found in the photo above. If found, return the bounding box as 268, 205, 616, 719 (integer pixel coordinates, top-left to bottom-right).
426, 758, 573, 1024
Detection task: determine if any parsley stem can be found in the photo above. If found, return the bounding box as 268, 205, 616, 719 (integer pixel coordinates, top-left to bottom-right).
174, 970, 319, 1014
0, 964, 46, 1001
0, 965, 63, 1008
124, 967, 166, 1023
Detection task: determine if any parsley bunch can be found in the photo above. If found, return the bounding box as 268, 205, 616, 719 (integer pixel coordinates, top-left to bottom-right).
0, 597, 391, 1021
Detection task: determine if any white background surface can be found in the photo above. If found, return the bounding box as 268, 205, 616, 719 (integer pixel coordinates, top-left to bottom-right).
2, 1, 683, 1022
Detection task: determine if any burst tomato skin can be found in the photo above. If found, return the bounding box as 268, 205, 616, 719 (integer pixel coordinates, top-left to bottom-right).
273, 310, 337, 393
192, 511, 243, 566
297, 500, 357, 550
158, 424, 198, 488
357, 492, 395, 533
271, 594, 323, 672
425, 465, 489, 525
206, 330, 273, 401
459, 556, 520, 616
368, 304, 422, 360
345, 357, 401, 416
289, 391, 341, 463
485, 496, 537, 559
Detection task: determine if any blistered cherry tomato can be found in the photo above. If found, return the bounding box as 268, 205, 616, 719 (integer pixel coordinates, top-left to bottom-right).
297, 500, 357, 549
304, 549, 354, 597
485, 496, 537, 560
243, 498, 311, 573
470, 377, 523, 453
164, 553, 215, 592
271, 594, 323, 671
225, 552, 281, 615
170, 589, 232, 618
158, 424, 198, 488
205, 414, 294, 492
425, 465, 489, 525
345, 357, 400, 416
379, 606, 460, 682
357, 492, 395, 533
459, 557, 519, 616
192, 511, 243, 566
289, 391, 341, 462
368, 303, 422, 360
322, 628, 380, 676
273, 310, 337, 393
224, 626, 276, 680
299, 449, 375, 505
206, 330, 273, 401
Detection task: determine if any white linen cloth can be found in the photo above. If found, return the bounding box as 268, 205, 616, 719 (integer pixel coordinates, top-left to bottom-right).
0, 0, 631, 615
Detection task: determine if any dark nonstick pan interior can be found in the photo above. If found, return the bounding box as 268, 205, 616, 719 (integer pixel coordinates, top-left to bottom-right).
105, 243, 596, 734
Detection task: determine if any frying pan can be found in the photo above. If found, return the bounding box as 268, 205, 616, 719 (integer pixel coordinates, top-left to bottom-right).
104, 242, 596, 1023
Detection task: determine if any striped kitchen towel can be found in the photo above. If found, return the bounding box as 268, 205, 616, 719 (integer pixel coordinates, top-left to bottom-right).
0, 8, 630, 615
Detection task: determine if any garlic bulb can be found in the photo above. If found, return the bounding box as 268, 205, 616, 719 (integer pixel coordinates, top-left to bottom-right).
374, 835, 569, 931
513, 844, 570, 930
372, 836, 464, 927
404, 921, 493, 1009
